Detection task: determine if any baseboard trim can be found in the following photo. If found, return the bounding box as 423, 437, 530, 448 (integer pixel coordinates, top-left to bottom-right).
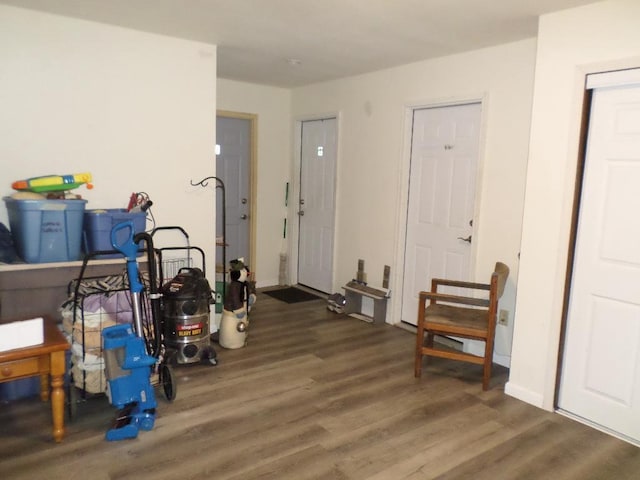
504, 381, 545, 409
256, 278, 279, 289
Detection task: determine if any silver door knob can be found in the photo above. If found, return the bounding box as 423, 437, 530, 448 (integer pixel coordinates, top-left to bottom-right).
298, 211, 305, 216
457, 235, 472, 243
240, 214, 248, 220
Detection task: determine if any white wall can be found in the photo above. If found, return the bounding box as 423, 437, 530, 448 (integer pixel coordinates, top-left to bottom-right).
291, 39, 537, 366
508, 0, 640, 409
0, 6, 217, 275
217, 79, 292, 287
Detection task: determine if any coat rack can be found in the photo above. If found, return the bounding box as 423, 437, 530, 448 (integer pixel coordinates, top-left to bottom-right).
190, 176, 226, 284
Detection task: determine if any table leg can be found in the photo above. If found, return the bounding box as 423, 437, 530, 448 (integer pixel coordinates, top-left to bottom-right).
50, 351, 66, 443
40, 373, 50, 402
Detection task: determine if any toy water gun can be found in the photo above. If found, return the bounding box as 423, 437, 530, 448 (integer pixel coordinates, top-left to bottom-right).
12, 173, 93, 193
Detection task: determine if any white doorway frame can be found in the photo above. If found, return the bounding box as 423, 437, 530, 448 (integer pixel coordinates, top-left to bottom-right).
289, 112, 341, 289
391, 94, 489, 328
216, 109, 258, 272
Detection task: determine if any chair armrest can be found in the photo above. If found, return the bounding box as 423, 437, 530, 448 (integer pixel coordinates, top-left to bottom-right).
419, 291, 490, 308
432, 278, 491, 291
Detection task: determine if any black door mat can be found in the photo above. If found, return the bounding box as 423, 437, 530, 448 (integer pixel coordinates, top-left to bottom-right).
262, 287, 323, 304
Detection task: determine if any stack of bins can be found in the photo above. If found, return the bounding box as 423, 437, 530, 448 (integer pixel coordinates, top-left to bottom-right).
0, 197, 86, 402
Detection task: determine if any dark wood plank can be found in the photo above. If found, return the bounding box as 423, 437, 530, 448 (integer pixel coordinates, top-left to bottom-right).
0, 291, 638, 479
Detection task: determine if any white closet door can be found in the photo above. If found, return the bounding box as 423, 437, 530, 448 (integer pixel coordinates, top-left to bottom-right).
559, 83, 640, 444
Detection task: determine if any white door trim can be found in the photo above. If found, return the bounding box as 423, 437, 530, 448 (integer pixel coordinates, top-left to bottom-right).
289, 112, 341, 288
391, 94, 489, 326
586, 67, 640, 89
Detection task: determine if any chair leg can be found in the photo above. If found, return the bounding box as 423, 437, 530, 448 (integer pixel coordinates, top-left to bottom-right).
415, 331, 435, 378
426, 332, 434, 349
415, 296, 428, 378
482, 361, 492, 391
482, 339, 494, 391
414, 326, 424, 377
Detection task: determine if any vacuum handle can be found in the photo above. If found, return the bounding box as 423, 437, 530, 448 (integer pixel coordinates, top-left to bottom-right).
111, 221, 144, 294
111, 221, 138, 257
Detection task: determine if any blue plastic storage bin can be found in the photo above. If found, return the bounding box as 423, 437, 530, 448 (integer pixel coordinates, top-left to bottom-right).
0, 377, 40, 403
83, 209, 147, 258
3, 197, 87, 263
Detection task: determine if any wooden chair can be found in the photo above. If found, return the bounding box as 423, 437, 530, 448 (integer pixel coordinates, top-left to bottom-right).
414, 262, 509, 390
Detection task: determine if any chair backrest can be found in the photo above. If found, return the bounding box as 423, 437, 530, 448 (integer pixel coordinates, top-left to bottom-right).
493, 262, 509, 300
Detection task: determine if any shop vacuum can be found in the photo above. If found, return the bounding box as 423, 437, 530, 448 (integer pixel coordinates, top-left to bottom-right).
161, 267, 218, 366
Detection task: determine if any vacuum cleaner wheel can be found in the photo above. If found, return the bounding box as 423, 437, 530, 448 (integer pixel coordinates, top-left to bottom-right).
201, 346, 218, 366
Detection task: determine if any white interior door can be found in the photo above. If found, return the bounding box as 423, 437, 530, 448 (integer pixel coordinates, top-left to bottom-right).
298, 118, 337, 293
401, 103, 481, 325
216, 116, 251, 266
559, 83, 640, 444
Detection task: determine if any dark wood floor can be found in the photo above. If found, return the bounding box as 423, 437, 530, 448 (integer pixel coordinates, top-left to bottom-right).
1, 291, 639, 479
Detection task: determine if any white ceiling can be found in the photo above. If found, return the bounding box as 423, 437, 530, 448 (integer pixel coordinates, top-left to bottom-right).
1, 0, 598, 88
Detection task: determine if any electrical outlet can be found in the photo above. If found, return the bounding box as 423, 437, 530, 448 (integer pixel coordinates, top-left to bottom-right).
498, 309, 509, 326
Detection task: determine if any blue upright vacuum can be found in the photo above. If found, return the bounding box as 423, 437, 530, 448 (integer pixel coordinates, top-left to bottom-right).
102, 323, 157, 441
101, 221, 175, 441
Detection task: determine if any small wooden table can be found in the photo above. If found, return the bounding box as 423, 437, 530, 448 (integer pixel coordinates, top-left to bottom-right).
0, 315, 69, 443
